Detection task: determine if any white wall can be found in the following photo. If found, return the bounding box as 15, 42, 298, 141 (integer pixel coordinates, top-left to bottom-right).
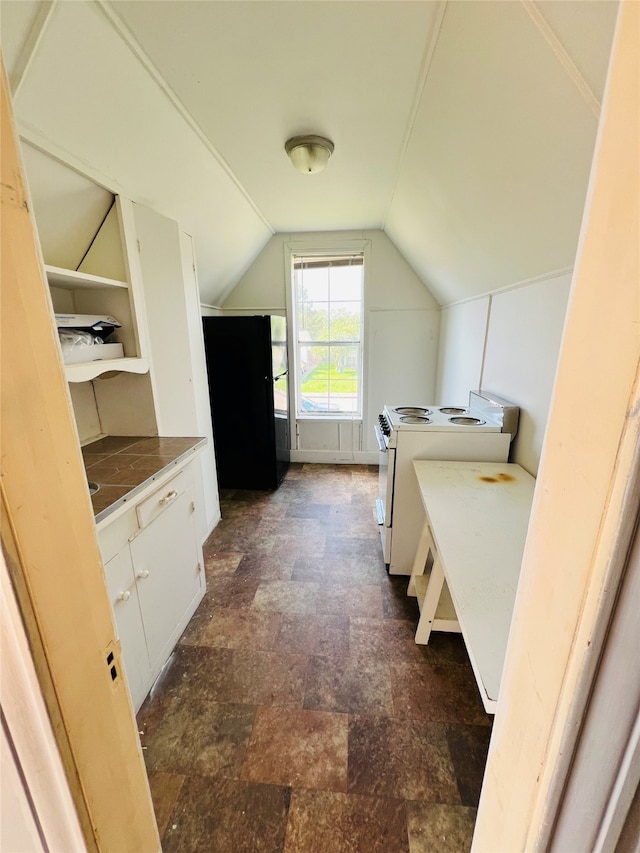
436, 298, 490, 406
436, 274, 572, 475
223, 229, 440, 460
482, 275, 572, 474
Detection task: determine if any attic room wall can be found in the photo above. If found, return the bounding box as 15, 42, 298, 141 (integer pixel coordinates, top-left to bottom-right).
222, 229, 440, 460
2, 0, 272, 307
436, 273, 572, 475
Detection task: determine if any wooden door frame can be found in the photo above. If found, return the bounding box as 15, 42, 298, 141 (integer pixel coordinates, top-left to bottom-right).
1, 63, 159, 851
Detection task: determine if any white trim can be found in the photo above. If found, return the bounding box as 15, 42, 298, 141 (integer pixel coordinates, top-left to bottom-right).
477, 295, 493, 390
9, 0, 58, 99
441, 266, 574, 309
19, 122, 127, 195
290, 450, 378, 465
0, 550, 86, 852
284, 238, 372, 430
285, 239, 370, 256
521, 1, 601, 119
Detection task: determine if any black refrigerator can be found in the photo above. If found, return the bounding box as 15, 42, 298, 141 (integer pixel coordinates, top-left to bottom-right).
202, 315, 290, 490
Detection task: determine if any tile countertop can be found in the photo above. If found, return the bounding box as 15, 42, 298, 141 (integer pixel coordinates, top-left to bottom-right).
83, 435, 207, 525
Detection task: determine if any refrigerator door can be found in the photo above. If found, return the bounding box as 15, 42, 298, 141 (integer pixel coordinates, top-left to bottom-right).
202, 315, 289, 490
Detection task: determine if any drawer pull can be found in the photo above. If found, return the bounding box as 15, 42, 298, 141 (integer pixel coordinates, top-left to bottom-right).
137, 570, 150, 580
159, 490, 178, 506
117, 590, 131, 602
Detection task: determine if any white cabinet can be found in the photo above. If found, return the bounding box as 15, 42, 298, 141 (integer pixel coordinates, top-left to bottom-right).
130, 477, 201, 672
103, 548, 150, 709
98, 462, 205, 711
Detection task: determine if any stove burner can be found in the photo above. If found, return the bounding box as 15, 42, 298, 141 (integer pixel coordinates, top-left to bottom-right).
449, 416, 486, 426
439, 407, 466, 415
399, 416, 432, 424
394, 406, 432, 416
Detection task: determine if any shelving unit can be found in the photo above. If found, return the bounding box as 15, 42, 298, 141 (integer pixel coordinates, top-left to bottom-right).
45, 198, 150, 383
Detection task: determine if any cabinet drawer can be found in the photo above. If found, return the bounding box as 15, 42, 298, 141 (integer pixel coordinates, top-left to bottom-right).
135, 470, 189, 529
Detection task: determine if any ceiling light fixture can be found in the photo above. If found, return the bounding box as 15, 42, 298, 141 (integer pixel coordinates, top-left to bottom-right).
285, 135, 334, 174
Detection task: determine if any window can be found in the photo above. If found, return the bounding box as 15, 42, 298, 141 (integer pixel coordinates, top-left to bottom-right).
292, 254, 364, 416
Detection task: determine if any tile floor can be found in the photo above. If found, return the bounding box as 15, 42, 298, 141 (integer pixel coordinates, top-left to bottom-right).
137, 463, 493, 852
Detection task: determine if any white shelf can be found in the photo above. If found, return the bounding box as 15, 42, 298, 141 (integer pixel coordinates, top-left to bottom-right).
65, 357, 149, 383
45, 265, 128, 290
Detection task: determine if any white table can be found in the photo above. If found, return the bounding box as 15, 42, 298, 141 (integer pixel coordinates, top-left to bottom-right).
409, 460, 535, 713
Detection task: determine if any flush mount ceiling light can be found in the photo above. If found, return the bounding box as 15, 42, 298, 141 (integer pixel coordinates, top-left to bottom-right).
285, 135, 334, 174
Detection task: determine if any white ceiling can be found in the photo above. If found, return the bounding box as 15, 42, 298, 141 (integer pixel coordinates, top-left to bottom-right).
0, 0, 619, 306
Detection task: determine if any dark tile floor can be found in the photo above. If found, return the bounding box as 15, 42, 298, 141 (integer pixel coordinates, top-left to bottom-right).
137, 463, 492, 852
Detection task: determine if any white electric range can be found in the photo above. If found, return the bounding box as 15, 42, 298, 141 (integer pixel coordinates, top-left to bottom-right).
374, 390, 519, 574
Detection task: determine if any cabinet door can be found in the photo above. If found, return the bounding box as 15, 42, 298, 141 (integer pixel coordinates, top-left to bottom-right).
129, 489, 202, 672
103, 550, 151, 711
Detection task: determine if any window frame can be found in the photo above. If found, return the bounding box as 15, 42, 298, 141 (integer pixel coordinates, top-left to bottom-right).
285, 240, 369, 421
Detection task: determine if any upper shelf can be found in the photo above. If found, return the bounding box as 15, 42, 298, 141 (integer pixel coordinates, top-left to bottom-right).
45, 265, 128, 290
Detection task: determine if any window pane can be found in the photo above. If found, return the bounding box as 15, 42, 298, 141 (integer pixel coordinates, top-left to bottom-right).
274, 373, 288, 414
328, 345, 359, 410
299, 345, 331, 411
329, 264, 362, 302
297, 302, 329, 341
297, 265, 329, 302
272, 344, 287, 377
271, 315, 286, 344
329, 302, 360, 342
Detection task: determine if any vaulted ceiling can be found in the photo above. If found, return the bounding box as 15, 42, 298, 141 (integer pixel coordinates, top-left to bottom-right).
1, 1, 619, 306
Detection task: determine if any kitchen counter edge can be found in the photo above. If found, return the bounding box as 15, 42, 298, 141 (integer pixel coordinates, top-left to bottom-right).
92, 437, 207, 528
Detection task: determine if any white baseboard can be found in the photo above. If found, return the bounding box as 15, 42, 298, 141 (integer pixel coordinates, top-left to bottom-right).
290, 450, 378, 465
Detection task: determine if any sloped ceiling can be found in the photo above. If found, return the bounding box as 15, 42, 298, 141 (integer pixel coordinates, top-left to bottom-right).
0, 0, 618, 306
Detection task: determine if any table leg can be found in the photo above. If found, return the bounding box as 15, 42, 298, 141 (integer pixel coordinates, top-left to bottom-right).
415, 554, 446, 645
408, 519, 435, 597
